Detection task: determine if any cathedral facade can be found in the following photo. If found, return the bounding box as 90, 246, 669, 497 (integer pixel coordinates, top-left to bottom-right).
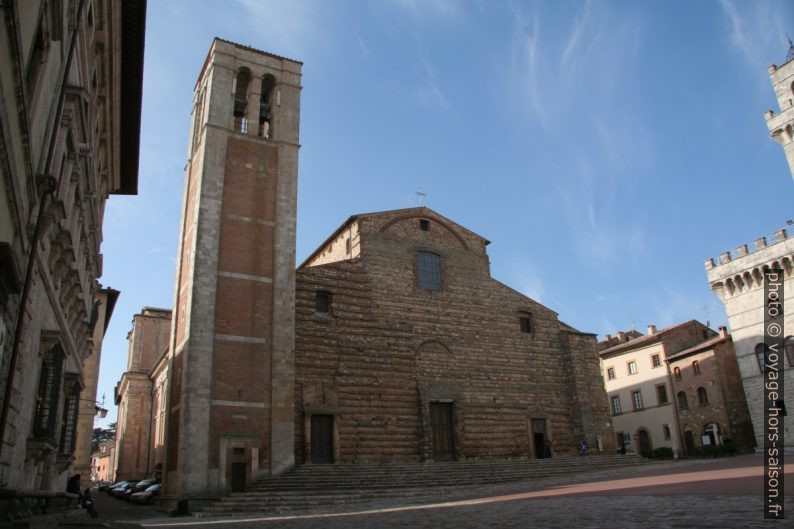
131, 39, 615, 503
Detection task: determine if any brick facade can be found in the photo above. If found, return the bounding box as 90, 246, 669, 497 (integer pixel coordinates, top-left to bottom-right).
667, 330, 755, 453
295, 208, 615, 463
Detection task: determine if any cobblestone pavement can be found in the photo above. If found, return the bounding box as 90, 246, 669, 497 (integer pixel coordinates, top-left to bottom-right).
55, 455, 791, 529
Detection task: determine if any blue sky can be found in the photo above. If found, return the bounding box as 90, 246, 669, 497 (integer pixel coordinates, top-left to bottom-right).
96, 0, 794, 427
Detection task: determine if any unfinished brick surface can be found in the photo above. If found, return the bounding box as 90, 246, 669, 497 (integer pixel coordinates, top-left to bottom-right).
295, 208, 615, 463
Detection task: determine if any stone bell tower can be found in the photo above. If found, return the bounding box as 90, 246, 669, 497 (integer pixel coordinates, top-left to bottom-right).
164, 38, 301, 498
764, 41, 794, 181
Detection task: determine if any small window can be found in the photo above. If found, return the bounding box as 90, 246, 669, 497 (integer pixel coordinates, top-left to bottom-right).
697, 387, 708, 406
651, 354, 661, 368
755, 343, 768, 373
345, 238, 351, 254
692, 360, 701, 375
656, 384, 668, 405
419, 219, 429, 231
662, 424, 671, 440
677, 391, 688, 410
611, 395, 622, 415
784, 336, 794, 367
673, 366, 681, 380
519, 316, 532, 333
417, 252, 441, 290
606, 367, 616, 380
631, 390, 643, 410
627, 361, 637, 375
315, 291, 330, 313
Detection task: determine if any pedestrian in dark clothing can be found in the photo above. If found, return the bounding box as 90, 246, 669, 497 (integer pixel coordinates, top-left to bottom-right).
67, 474, 84, 506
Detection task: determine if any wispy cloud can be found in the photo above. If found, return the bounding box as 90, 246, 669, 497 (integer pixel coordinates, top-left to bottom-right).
720, 0, 788, 71
388, 0, 460, 17
507, 1, 649, 267
237, 0, 324, 59
415, 58, 450, 111
508, 256, 546, 303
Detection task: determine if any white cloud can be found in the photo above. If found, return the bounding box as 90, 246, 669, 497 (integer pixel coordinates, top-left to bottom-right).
415, 58, 450, 111
720, 0, 789, 72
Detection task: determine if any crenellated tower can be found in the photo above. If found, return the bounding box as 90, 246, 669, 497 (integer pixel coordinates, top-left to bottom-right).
764, 43, 794, 181
163, 38, 301, 499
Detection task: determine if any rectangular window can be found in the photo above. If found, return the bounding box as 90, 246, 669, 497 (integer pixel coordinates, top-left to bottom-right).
59, 383, 80, 455
656, 384, 668, 405
627, 361, 637, 375
611, 395, 622, 415
606, 367, 615, 380
663, 424, 671, 440
315, 291, 330, 313
519, 316, 532, 333
651, 354, 661, 368
419, 219, 429, 231
632, 390, 643, 410
417, 252, 441, 290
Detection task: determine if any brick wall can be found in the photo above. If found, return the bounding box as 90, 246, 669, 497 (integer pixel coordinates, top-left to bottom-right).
296, 208, 614, 462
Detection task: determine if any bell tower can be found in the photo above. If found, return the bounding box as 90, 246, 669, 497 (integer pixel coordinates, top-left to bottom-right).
164, 38, 301, 498
764, 40, 794, 181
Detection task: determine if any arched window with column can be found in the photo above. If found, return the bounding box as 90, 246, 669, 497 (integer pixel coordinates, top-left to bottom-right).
259, 74, 276, 138
232, 67, 252, 132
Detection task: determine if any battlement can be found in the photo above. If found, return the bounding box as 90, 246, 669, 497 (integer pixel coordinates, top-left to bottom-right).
704, 227, 790, 270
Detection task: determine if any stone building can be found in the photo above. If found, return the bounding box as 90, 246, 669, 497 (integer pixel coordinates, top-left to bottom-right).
163, 38, 301, 499
114, 307, 170, 481
0, 0, 145, 508
295, 207, 615, 465
599, 321, 717, 456
666, 328, 755, 454
152, 38, 619, 502
705, 52, 794, 454
90, 438, 115, 483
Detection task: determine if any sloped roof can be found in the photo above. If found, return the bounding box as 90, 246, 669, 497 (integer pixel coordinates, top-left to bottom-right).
599, 320, 702, 358
666, 334, 731, 361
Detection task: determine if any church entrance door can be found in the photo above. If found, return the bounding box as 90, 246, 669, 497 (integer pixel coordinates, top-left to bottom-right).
230, 462, 246, 492
311, 414, 334, 464
430, 402, 455, 461
531, 418, 548, 458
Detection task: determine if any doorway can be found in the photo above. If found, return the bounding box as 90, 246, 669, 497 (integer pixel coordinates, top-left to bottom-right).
430, 402, 456, 461
637, 428, 651, 454
310, 414, 334, 464
531, 418, 549, 458
230, 462, 246, 492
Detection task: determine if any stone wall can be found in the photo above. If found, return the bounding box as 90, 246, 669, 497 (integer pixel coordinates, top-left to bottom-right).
295, 207, 614, 463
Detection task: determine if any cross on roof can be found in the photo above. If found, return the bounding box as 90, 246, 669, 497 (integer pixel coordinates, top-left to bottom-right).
415, 188, 426, 206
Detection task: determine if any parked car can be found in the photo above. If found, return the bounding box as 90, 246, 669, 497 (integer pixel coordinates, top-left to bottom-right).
106, 481, 130, 495
132, 479, 159, 493
130, 484, 161, 505
96, 481, 113, 492
110, 481, 137, 499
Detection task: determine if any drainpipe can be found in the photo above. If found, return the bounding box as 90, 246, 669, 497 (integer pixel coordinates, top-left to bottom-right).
0, 0, 87, 464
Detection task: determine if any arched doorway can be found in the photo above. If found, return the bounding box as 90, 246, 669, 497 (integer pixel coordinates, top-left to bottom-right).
636, 428, 651, 454
703, 422, 721, 447
684, 430, 696, 455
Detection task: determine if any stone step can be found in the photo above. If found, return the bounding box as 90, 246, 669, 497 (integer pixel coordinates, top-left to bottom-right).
195, 455, 654, 517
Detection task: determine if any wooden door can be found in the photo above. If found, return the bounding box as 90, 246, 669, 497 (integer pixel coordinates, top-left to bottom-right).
311, 414, 334, 464
430, 402, 455, 461
230, 462, 246, 492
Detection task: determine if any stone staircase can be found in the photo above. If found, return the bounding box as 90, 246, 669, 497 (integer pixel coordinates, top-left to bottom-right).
196, 455, 655, 517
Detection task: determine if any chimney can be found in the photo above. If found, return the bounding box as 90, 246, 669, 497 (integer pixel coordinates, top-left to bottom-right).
718, 326, 728, 339
647, 324, 657, 336
605, 334, 612, 341
617, 331, 626, 341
